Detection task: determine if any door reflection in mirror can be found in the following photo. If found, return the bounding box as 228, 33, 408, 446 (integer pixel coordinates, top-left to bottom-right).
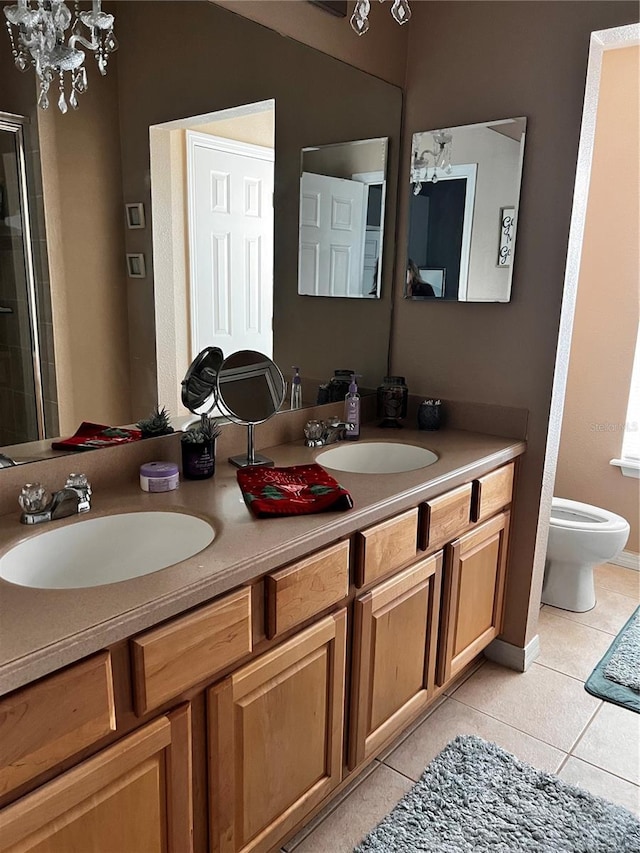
298, 137, 388, 299
407, 118, 526, 303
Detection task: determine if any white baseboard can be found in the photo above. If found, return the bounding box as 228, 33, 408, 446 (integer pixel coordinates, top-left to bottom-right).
485, 634, 540, 672
608, 550, 640, 571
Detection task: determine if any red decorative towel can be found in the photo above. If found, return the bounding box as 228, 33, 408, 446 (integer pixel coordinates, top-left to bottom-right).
237, 464, 354, 518
51, 422, 142, 450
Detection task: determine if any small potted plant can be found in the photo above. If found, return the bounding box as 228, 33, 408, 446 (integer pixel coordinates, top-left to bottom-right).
181, 415, 222, 480
136, 405, 175, 438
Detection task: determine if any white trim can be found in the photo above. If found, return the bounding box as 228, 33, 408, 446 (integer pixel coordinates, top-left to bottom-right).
351, 170, 385, 184
533, 23, 640, 616
609, 550, 640, 571
484, 634, 540, 672
351, 169, 387, 298
186, 131, 274, 163
610, 458, 640, 479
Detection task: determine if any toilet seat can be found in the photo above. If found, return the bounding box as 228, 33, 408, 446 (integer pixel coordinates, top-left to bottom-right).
551, 498, 630, 534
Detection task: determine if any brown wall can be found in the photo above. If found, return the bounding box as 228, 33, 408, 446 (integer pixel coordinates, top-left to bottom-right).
38, 61, 131, 434
212, 0, 409, 86
392, 1, 639, 647
116, 1, 403, 417
555, 45, 639, 554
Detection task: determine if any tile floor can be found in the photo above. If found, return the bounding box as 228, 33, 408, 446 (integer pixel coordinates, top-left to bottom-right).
284, 563, 640, 852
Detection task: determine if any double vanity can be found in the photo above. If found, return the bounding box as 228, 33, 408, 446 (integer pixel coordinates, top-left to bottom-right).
0, 421, 524, 853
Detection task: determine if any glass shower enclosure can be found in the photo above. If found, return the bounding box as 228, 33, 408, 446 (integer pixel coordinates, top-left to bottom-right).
0, 113, 44, 446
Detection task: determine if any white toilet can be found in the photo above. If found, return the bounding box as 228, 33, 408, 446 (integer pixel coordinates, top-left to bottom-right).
542, 498, 630, 612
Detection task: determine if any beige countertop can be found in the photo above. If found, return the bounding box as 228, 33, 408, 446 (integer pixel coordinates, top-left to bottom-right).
0, 426, 525, 697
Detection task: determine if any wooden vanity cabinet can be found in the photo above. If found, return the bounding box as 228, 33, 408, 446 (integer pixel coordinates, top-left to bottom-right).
0, 704, 193, 853
349, 552, 442, 769
208, 609, 347, 853
437, 511, 510, 686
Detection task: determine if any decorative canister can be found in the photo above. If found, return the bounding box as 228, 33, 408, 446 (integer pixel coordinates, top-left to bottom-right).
418, 399, 442, 431
139, 461, 180, 492
181, 440, 216, 480
377, 376, 408, 428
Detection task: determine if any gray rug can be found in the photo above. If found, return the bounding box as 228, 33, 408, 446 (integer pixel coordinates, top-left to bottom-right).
354, 735, 640, 853
586, 605, 640, 713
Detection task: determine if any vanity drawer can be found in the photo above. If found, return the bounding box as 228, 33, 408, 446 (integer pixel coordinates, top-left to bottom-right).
0, 651, 116, 796
472, 463, 515, 523
131, 586, 252, 715
355, 508, 419, 588
419, 483, 472, 552
266, 541, 350, 639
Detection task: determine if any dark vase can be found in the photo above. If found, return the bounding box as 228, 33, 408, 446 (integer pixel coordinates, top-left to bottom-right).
181, 440, 216, 479
377, 376, 408, 428
418, 403, 441, 431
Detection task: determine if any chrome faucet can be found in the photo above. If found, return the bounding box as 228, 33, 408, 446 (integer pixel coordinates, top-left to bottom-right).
0, 453, 16, 468
304, 418, 355, 447
19, 474, 92, 525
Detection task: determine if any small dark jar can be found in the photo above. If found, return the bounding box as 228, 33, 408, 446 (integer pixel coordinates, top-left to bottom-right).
377, 376, 408, 428
181, 440, 216, 480
418, 401, 442, 431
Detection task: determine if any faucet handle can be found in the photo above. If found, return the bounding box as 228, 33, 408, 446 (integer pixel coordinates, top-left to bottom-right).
66, 473, 90, 491
19, 483, 49, 514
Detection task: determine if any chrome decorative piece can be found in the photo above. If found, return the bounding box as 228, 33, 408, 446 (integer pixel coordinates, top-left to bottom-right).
350, 0, 411, 35
411, 129, 453, 195
19, 473, 92, 524
4, 0, 117, 112
304, 419, 356, 447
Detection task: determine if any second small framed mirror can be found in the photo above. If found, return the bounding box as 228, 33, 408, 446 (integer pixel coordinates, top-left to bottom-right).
407, 117, 526, 302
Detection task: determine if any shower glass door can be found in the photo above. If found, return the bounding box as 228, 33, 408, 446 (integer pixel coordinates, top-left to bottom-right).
0, 115, 44, 446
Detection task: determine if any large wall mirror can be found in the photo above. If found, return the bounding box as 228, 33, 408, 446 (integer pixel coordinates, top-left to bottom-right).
0, 1, 402, 467
406, 117, 526, 302
298, 137, 388, 299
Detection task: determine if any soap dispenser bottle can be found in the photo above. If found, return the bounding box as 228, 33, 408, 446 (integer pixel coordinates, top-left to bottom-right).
291, 366, 302, 410
344, 374, 360, 440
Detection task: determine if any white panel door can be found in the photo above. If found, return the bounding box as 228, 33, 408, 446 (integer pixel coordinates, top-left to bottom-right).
298, 172, 366, 297
188, 132, 274, 359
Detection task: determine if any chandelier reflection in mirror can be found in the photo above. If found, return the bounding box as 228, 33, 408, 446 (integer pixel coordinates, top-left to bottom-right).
351, 0, 411, 36
4, 0, 117, 113
411, 130, 453, 195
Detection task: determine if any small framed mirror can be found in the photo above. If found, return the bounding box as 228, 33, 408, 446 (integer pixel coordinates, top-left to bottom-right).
216, 350, 286, 467
407, 117, 526, 302
298, 137, 388, 299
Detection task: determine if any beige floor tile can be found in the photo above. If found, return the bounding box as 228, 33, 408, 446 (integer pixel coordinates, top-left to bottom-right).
375, 694, 447, 763
282, 763, 379, 852
442, 657, 487, 696
452, 661, 600, 751
290, 764, 412, 853
544, 586, 638, 635
384, 697, 565, 780
573, 702, 640, 784
595, 563, 640, 602
536, 608, 614, 681
559, 756, 640, 817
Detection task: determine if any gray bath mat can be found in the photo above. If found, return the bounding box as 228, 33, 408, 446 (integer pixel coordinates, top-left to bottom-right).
354, 735, 640, 852
586, 605, 640, 713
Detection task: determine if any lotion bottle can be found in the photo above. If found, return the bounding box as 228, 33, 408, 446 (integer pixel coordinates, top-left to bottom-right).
344, 374, 360, 440
291, 366, 303, 409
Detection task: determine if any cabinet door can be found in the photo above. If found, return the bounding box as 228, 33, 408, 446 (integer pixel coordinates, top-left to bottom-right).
208, 609, 347, 853
437, 511, 510, 686
0, 705, 193, 853
349, 553, 442, 770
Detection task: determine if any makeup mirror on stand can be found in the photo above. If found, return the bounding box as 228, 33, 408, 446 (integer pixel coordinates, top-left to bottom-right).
216, 351, 286, 468
181, 346, 224, 417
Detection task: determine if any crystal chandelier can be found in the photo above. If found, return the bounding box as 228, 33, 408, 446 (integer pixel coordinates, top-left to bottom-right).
411, 130, 453, 195
351, 0, 411, 36
4, 0, 117, 113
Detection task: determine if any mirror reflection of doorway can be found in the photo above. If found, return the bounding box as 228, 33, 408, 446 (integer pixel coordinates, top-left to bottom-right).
0, 116, 44, 446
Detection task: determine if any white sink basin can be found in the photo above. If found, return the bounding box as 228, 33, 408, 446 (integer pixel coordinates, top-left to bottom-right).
0, 512, 215, 590
316, 442, 438, 474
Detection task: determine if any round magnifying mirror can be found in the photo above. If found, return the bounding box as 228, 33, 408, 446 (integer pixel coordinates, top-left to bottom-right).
181, 347, 224, 416
217, 350, 285, 467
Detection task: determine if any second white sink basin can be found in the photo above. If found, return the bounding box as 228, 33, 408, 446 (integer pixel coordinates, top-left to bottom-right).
0, 511, 215, 590
316, 442, 438, 474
